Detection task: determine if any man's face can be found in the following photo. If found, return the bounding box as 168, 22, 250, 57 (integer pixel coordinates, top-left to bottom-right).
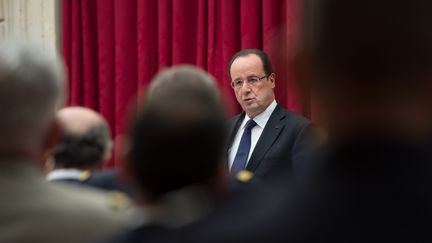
230, 54, 275, 118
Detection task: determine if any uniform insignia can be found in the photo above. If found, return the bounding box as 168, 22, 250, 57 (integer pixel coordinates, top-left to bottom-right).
108, 191, 130, 210
236, 170, 254, 183
79, 170, 91, 181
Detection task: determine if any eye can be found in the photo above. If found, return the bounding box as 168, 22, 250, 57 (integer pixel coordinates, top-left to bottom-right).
234, 80, 243, 86
232, 79, 243, 87
247, 77, 259, 83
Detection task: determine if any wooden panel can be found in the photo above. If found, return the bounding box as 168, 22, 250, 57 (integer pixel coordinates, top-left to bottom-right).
0, 0, 59, 56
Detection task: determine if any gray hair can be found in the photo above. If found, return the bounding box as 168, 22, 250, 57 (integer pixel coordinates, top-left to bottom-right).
147, 64, 220, 102
130, 65, 226, 198
0, 40, 64, 147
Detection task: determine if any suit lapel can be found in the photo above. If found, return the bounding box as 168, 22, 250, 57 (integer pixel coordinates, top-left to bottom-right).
246, 105, 286, 172
226, 112, 245, 159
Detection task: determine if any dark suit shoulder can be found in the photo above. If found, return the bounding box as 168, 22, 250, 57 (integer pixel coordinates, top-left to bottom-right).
104, 225, 178, 243
276, 106, 310, 126
85, 170, 131, 195
228, 112, 245, 126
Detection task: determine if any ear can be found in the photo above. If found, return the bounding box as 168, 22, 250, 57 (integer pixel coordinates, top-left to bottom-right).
39, 118, 63, 169
102, 145, 113, 163
269, 73, 276, 88
44, 119, 62, 152
118, 135, 135, 186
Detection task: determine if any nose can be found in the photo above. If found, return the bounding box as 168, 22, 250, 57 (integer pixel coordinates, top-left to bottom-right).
240, 82, 252, 92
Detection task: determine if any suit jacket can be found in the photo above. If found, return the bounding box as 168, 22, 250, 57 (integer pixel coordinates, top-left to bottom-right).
86, 170, 131, 195
181, 140, 432, 243
103, 224, 178, 243
0, 159, 129, 243
227, 104, 312, 180
103, 185, 216, 243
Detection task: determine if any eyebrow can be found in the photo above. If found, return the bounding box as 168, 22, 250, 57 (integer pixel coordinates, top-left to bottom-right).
233, 75, 261, 80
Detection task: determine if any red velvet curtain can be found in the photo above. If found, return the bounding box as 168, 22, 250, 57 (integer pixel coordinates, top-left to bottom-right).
62, 0, 306, 167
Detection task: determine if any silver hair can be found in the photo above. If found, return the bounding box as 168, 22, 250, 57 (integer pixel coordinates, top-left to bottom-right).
147, 64, 219, 102
0, 40, 65, 147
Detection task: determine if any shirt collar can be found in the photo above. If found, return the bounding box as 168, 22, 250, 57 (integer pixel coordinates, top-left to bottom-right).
242, 99, 277, 129
46, 168, 85, 181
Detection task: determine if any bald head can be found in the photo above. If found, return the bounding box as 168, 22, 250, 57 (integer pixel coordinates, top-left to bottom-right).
57, 107, 108, 136
54, 107, 112, 170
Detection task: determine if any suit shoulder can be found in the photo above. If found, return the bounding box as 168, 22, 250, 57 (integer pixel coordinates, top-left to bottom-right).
228, 112, 244, 121
227, 112, 245, 125
47, 182, 131, 217
279, 107, 311, 126
20, 182, 131, 243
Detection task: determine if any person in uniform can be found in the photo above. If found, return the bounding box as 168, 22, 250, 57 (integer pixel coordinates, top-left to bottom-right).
0, 40, 128, 243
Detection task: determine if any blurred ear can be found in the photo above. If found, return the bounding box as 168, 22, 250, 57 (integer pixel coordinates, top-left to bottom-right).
268, 73, 276, 88
117, 135, 135, 186
102, 147, 113, 163
39, 118, 62, 169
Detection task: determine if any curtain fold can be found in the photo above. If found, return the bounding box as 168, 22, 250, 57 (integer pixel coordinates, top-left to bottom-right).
62, 0, 307, 167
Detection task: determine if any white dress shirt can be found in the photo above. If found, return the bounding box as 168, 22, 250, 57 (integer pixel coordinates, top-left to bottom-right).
228, 100, 277, 171
46, 168, 86, 181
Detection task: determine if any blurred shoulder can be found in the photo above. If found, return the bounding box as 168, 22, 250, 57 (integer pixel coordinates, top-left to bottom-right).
278, 106, 311, 126
48, 181, 131, 214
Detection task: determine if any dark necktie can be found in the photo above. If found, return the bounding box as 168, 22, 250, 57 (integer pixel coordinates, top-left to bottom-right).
231, 119, 257, 175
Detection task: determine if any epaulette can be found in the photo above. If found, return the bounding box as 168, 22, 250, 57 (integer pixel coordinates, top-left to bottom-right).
79, 170, 91, 181
235, 170, 254, 183
108, 191, 131, 211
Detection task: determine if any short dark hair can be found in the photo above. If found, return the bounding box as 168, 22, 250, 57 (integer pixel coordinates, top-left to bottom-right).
130, 65, 226, 200
228, 49, 274, 78
54, 124, 111, 169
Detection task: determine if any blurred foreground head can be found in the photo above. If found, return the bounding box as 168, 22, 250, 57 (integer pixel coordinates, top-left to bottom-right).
298, 0, 432, 139
0, 40, 64, 158
128, 65, 226, 202
54, 107, 112, 170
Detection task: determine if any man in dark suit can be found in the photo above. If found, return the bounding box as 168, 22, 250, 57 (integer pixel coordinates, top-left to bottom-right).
178, 0, 432, 242
227, 49, 312, 181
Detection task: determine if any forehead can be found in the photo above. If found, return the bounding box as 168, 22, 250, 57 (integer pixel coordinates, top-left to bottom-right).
230, 54, 264, 79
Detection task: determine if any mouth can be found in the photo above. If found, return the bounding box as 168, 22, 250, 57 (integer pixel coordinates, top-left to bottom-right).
243, 97, 255, 103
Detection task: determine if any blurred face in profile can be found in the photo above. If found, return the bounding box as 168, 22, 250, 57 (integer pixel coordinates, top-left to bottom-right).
230, 54, 275, 118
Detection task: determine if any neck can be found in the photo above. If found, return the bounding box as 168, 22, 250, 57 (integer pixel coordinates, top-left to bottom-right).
245, 99, 275, 119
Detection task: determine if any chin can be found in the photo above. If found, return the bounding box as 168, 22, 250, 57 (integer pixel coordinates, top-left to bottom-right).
244, 107, 260, 116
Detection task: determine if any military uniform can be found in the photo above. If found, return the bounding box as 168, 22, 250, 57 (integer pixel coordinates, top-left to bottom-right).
0, 159, 130, 243
47, 168, 131, 195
